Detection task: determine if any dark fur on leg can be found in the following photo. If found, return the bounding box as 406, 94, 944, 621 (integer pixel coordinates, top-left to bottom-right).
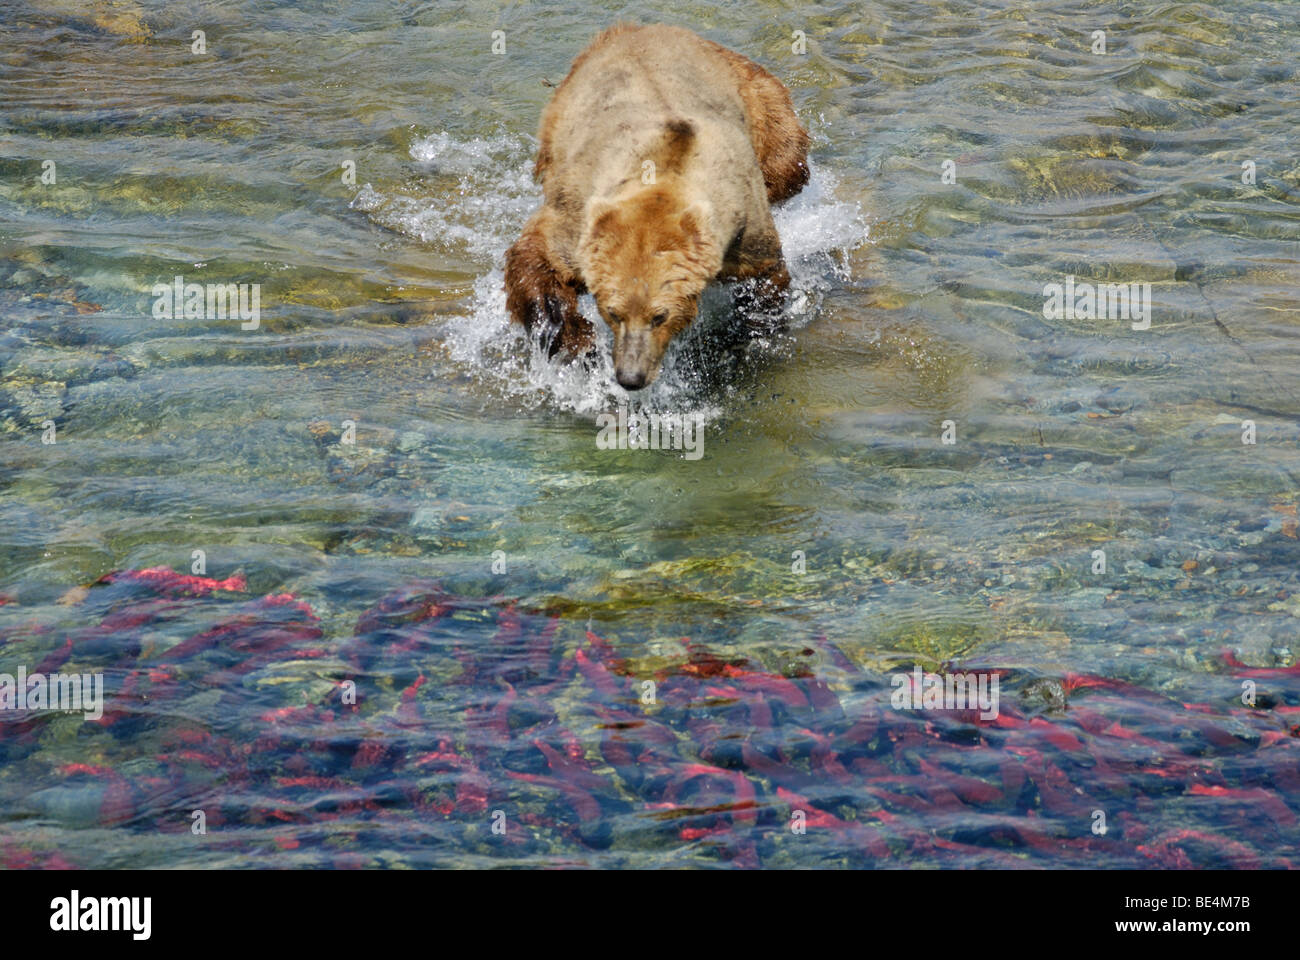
731, 261, 791, 335
504, 218, 593, 358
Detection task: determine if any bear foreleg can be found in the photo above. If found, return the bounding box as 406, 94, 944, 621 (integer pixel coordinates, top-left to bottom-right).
504, 211, 593, 359
732, 259, 790, 334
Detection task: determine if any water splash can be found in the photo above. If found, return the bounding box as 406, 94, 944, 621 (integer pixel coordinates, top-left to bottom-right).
351, 132, 539, 260
356, 130, 870, 417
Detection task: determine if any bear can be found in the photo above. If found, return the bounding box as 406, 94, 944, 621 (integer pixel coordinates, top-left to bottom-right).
504, 23, 810, 390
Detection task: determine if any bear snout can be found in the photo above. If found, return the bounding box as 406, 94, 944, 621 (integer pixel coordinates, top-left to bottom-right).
613, 326, 659, 391
616, 368, 649, 390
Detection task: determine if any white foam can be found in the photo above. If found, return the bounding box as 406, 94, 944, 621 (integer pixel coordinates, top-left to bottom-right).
773, 170, 866, 315
355, 130, 869, 418
351, 132, 538, 260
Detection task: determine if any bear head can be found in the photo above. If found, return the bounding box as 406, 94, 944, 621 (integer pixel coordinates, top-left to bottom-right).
578, 189, 718, 390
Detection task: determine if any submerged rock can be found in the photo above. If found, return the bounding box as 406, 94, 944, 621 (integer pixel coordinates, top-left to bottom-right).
33, 0, 152, 41
0, 380, 65, 429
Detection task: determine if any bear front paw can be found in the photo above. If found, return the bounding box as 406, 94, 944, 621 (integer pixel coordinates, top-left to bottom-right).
519, 292, 593, 361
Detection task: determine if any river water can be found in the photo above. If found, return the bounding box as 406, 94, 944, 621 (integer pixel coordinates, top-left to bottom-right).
1, 0, 1298, 868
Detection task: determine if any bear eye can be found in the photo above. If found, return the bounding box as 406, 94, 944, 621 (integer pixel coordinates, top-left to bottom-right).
651, 312, 669, 328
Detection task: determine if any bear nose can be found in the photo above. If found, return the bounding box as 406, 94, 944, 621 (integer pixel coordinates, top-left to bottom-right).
616, 368, 647, 390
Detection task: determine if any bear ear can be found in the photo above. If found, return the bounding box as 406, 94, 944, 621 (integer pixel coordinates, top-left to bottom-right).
578, 200, 619, 263
677, 204, 719, 268
678, 204, 710, 239
585, 199, 618, 241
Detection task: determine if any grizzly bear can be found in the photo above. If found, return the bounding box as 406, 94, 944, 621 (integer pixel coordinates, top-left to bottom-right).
504, 24, 810, 390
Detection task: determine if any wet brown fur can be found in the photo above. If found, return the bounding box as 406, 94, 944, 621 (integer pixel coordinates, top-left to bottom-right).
504, 24, 809, 387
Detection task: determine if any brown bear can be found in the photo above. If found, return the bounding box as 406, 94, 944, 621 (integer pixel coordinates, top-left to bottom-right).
504, 24, 810, 390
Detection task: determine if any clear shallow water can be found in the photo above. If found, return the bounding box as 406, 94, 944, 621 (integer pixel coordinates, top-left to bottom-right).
1, 0, 1298, 868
